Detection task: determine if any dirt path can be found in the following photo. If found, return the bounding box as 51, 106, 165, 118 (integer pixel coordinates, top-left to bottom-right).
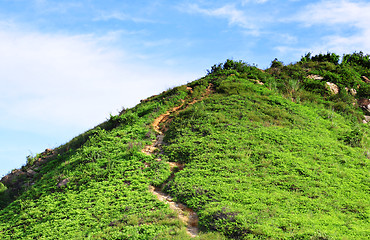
142, 103, 199, 237
142, 83, 214, 237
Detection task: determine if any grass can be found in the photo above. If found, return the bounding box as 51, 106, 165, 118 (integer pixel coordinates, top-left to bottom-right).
0, 54, 369, 239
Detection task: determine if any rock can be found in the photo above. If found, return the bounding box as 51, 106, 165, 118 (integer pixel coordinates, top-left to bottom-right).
22, 182, 32, 189
41, 148, 54, 157
255, 80, 264, 85
34, 157, 48, 167
26, 169, 36, 177
307, 74, 324, 80
1, 169, 26, 187
364, 115, 370, 123
358, 99, 370, 113
57, 178, 70, 188
350, 88, 357, 96
325, 82, 339, 95
186, 86, 193, 93
154, 135, 165, 147
345, 87, 357, 96
361, 76, 370, 83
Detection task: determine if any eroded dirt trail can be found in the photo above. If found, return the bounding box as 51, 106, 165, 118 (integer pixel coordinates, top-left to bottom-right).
142, 102, 199, 237
142, 84, 215, 237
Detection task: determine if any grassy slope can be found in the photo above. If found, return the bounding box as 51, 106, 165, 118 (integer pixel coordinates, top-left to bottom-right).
0, 56, 369, 239
0, 87, 194, 239
164, 72, 369, 239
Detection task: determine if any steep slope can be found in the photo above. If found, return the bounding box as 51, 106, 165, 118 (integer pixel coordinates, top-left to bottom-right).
163, 75, 369, 239
0, 53, 369, 239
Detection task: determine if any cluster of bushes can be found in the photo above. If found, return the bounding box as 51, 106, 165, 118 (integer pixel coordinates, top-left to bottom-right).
300, 52, 341, 65
164, 65, 369, 239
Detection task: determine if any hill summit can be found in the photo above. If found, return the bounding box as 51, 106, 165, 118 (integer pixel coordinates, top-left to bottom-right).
1, 52, 369, 239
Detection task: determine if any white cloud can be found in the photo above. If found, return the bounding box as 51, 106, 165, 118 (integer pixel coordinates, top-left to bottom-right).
33, 0, 82, 14
274, 46, 308, 59
242, 0, 269, 5
295, 0, 370, 27
293, 0, 370, 53
311, 30, 370, 55
0, 24, 198, 135
0, 21, 202, 177
184, 4, 258, 32
94, 11, 157, 23
275, 0, 370, 59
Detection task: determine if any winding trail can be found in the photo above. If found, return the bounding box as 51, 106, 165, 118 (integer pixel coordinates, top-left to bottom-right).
141, 84, 214, 237
142, 102, 199, 237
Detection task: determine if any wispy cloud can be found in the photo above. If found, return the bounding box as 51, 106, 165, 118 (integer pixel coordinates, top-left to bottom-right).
274, 0, 370, 59
242, 0, 269, 5
294, 0, 370, 27
183, 3, 258, 33
33, 0, 82, 14
94, 11, 157, 23
293, 0, 370, 53
0, 24, 198, 134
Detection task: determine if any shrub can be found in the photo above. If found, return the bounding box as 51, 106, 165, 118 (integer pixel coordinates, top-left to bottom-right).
107, 112, 138, 130
270, 58, 284, 68
207, 59, 252, 75
301, 52, 340, 65
342, 51, 370, 68
0, 182, 7, 193
341, 128, 365, 147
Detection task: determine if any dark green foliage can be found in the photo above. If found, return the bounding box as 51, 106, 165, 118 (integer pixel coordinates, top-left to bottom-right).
342, 51, 370, 68
106, 111, 138, 129
207, 59, 255, 75
300, 52, 340, 65
270, 58, 284, 68
341, 127, 366, 147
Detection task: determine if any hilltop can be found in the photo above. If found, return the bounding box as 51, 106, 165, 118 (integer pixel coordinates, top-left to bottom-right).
0, 52, 369, 239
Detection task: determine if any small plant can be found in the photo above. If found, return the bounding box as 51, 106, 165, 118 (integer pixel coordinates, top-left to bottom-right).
270, 58, 284, 68
341, 128, 365, 147
26, 154, 36, 166
0, 182, 7, 194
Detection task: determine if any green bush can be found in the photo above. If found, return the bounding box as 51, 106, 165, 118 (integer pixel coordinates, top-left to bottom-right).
300, 52, 340, 65
0, 182, 7, 194
342, 51, 370, 68
341, 128, 365, 147
270, 58, 284, 68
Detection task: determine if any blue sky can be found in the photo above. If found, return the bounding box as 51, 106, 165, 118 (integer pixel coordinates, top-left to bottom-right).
1, 0, 370, 177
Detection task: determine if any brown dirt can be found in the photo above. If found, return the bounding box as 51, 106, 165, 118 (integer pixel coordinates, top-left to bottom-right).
142, 84, 215, 237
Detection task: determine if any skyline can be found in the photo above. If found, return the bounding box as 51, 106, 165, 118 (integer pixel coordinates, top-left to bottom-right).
1, 0, 370, 177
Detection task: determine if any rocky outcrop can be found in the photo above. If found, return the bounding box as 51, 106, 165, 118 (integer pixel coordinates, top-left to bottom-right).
361, 76, 370, 83
358, 98, 370, 113
363, 115, 370, 124
254, 79, 264, 85
345, 87, 357, 96
57, 178, 70, 188
1, 148, 56, 189
325, 82, 339, 95
307, 74, 324, 80
1, 169, 27, 188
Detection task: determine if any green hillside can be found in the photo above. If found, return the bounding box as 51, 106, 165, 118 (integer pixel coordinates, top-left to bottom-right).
1, 52, 369, 239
